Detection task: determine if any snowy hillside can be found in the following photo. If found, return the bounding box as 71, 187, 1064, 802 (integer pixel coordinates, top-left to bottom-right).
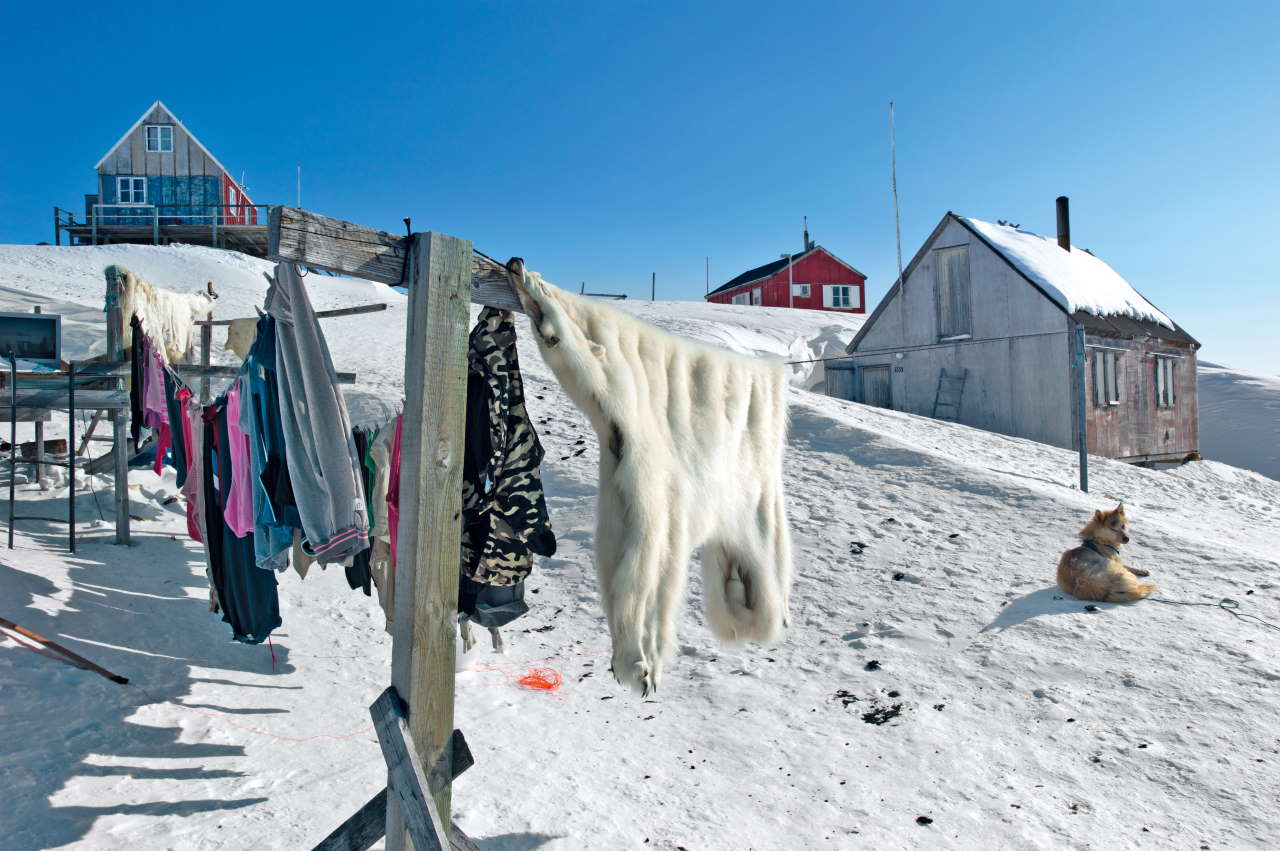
1, 244, 1277, 851
1197, 361, 1280, 482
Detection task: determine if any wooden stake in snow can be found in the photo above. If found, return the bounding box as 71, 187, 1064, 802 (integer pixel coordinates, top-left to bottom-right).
266, 205, 520, 851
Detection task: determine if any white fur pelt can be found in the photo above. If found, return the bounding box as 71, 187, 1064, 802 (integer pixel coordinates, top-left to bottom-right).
224, 317, 259, 360
116, 268, 216, 362
510, 265, 793, 695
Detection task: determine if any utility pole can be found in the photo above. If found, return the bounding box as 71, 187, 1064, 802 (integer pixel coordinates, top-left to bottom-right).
782, 253, 795, 309
651, 272, 655, 301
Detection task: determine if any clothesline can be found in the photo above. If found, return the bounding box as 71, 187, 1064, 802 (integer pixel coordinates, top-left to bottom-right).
192, 302, 388, 327
121, 261, 558, 652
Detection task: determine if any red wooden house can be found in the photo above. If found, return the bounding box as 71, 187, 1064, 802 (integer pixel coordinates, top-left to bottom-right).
706, 231, 867, 313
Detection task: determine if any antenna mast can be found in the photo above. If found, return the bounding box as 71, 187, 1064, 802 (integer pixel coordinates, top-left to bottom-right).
889, 102, 904, 288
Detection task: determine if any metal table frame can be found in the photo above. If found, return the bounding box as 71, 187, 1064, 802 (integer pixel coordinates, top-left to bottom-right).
5, 358, 128, 553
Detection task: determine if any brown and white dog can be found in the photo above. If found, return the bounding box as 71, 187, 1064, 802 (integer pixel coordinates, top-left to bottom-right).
1056, 503, 1156, 603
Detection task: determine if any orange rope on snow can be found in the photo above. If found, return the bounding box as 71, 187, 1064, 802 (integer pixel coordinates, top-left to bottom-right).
517, 667, 564, 692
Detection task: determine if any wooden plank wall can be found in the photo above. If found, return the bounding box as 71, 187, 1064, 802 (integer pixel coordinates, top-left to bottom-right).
100, 103, 221, 180
1084, 336, 1198, 462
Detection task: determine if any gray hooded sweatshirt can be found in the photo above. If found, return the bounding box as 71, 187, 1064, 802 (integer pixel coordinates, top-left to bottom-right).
266, 262, 369, 564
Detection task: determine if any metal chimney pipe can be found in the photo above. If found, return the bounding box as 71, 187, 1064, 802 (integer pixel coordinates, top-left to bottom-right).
803, 215, 811, 252
1056, 196, 1071, 252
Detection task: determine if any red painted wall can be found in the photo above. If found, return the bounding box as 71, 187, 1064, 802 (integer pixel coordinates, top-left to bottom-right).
219, 175, 257, 225
706, 248, 866, 312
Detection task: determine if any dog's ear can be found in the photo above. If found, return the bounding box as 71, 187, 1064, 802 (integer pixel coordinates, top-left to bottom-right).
1114, 502, 1126, 519
1092, 509, 1104, 523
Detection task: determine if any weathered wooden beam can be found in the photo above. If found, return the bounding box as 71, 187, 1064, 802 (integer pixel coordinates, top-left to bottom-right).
387, 232, 472, 851
170, 365, 357, 384
104, 268, 130, 545
193, 302, 389, 326
369, 687, 449, 851
7, 389, 130, 410
267, 207, 523, 313
312, 730, 474, 851
198, 281, 214, 405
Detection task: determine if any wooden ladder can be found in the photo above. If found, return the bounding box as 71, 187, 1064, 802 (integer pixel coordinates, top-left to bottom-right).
931, 367, 968, 421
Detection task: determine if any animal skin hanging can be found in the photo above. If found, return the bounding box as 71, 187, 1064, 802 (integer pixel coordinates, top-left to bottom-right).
507, 260, 793, 695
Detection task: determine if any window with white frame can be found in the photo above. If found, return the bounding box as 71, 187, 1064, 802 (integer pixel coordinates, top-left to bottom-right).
1155, 356, 1176, 407
1092, 349, 1121, 406
934, 245, 971, 337
117, 176, 147, 205
823, 285, 856, 308
145, 125, 174, 152
731, 292, 750, 305
791, 283, 810, 298
751, 287, 763, 305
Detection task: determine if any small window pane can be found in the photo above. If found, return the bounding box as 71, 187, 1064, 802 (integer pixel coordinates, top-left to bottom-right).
1092, 352, 1103, 406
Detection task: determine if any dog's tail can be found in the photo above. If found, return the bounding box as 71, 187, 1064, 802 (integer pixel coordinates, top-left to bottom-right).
1106, 583, 1157, 603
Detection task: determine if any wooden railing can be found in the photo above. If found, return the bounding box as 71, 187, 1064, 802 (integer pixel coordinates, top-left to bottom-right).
54, 204, 272, 245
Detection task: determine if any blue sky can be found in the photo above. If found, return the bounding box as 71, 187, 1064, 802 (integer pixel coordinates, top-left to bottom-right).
3, 1, 1277, 372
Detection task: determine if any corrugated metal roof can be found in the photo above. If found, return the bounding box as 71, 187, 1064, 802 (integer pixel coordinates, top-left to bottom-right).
706, 247, 821, 297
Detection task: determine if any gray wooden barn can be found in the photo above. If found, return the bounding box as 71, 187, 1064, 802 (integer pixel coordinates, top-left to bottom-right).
830, 201, 1200, 465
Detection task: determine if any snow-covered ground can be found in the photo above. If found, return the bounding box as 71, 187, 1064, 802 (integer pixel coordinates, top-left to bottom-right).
1, 244, 1277, 850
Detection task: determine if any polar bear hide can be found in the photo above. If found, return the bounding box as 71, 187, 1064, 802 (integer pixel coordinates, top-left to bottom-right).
116, 267, 216, 362
508, 261, 792, 695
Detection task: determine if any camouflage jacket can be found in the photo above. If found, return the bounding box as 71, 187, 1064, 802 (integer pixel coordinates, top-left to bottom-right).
460, 308, 556, 586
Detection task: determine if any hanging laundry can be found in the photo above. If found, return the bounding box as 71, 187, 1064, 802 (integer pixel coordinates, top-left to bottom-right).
142, 339, 171, 476
129, 315, 146, 446
180, 391, 207, 547
239, 313, 298, 571
367, 420, 397, 628
508, 265, 793, 696
458, 307, 556, 630
291, 530, 314, 579
344, 427, 374, 596
202, 399, 281, 644
162, 370, 190, 486
223, 377, 254, 538
265, 263, 369, 565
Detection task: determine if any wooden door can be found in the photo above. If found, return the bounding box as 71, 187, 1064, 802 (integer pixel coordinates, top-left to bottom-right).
861, 365, 891, 408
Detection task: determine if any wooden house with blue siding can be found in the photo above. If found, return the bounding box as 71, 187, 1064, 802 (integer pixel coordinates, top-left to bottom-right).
54, 101, 269, 256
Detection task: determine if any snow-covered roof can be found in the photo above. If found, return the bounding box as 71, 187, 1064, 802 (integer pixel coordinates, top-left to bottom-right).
961, 216, 1173, 328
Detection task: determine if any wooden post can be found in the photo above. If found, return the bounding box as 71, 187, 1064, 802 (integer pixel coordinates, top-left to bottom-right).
1074, 323, 1089, 493
105, 269, 130, 545
386, 232, 472, 850
32, 307, 44, 482
198, 281, 214, 405
262, 207, 525, 849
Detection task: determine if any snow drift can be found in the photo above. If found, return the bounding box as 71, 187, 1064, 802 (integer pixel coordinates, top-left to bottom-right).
0, 244, 1276, 851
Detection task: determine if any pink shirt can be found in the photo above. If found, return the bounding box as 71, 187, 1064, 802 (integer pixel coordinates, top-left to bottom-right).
223, 380, 254, 538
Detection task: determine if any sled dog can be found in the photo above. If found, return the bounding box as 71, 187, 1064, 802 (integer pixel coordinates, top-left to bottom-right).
1056, 503, 1155, 603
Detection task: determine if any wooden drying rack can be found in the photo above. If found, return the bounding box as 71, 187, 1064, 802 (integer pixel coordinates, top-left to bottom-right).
266, 206, 528, 851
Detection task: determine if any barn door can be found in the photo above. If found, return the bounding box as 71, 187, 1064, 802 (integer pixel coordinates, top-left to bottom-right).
861, 365, 892, 409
